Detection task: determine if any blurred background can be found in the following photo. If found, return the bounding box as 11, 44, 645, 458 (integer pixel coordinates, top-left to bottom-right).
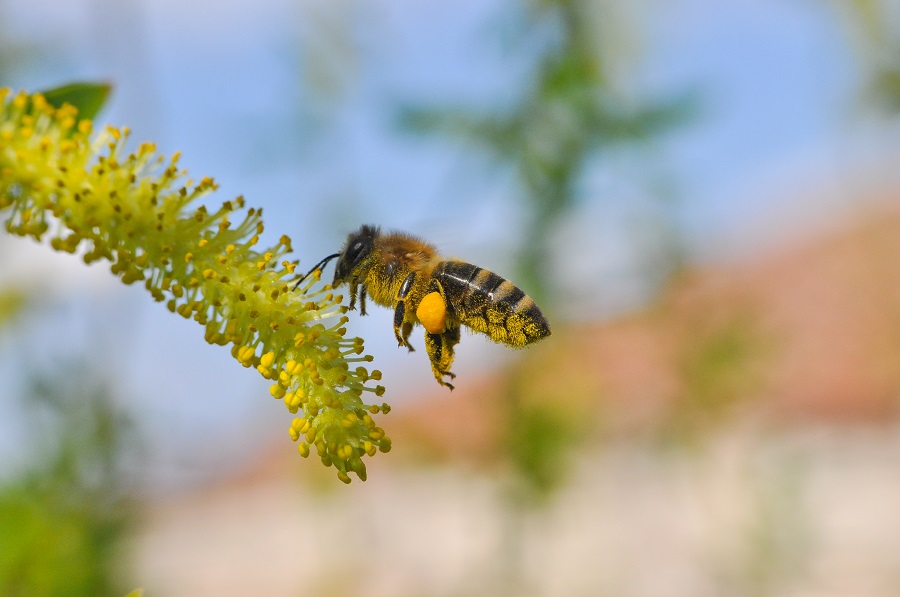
3, 0, 900, 595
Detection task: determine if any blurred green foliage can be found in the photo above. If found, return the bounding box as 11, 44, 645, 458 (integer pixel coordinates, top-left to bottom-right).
840, 0, 900, 112
505, 399, 580, 499
400, 0, 696, 307
661, 310, 767, 445
0, 365, 134, 596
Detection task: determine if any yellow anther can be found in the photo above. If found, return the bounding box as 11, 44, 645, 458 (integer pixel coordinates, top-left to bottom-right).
237, 345, 255, 364
260, 351, 276, 368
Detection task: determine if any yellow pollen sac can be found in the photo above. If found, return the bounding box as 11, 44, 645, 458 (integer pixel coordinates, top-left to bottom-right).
260, 351, 276, 368
416, 292, 447, 334
237, 345, 255, 364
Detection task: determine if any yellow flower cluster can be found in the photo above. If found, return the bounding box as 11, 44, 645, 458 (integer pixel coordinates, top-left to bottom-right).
0, 89, 390, 483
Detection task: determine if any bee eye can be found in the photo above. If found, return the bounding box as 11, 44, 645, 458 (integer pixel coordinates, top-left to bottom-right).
346, 240, 365, 261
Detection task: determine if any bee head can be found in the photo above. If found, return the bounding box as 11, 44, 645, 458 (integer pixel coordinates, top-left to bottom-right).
333, 225, 379, 286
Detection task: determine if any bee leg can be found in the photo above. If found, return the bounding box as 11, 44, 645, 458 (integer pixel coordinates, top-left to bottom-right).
359, 287, 368, 316
348, 282, 359, 311
442, 325, 460, 380
401, 321, 415, 351
394, 272, 416, 350
425, 325, 460, 390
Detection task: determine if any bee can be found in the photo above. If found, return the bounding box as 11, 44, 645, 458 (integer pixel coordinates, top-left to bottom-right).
296, 225, 551, 390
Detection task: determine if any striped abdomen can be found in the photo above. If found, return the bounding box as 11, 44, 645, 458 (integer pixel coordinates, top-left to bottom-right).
434, 260, 550, 347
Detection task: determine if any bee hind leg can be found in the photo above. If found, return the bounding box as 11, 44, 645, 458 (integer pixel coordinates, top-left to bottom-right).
425, 326, 460, 390
401, 321, 415, 351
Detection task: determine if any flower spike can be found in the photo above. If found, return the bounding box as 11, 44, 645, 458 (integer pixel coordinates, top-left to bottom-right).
0, 89, 390, 482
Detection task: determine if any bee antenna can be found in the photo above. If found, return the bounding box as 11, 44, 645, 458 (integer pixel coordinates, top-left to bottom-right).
292, 253, 341, 291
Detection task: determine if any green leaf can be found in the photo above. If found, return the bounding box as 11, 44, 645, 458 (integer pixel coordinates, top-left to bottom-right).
40, 82, 112, 121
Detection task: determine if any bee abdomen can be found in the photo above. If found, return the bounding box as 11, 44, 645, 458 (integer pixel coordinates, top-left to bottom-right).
435, 260, 550, 346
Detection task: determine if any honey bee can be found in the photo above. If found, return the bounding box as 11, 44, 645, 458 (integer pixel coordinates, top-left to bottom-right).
296, 225, 551, 389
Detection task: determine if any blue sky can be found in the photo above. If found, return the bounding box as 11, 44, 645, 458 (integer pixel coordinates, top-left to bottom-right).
0, 0, 893, 485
